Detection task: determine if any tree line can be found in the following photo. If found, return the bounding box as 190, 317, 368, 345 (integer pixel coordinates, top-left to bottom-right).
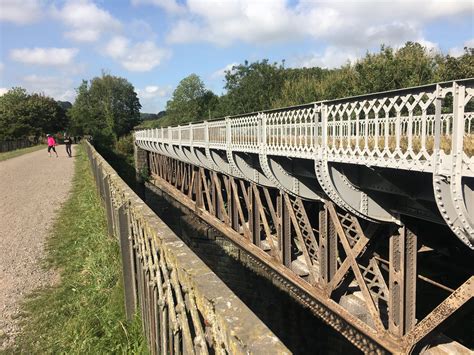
155, 42, 473, 128
0, 74, 141, 151
2, 42, 472, 144
0, 88, 69, 141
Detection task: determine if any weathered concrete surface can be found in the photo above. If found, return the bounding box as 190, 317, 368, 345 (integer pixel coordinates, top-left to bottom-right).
0, 146, 75, 349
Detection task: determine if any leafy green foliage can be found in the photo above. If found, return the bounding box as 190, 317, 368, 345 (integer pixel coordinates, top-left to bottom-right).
436, 47, 474, 81
272, 43, 473, 109
135, 119, 162, 129
158, 42, 473, 128
353, 42, 437, 93
0, 88, 67, 140
68, 74, 142, 148
219, 60, 286, 115
116, 134, 135, 156
161, 74, 217, 126
9, 144, 147, 354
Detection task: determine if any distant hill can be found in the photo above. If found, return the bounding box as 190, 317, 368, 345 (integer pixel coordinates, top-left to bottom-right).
136, 111, 166, 129
140, 111, 166, 121
57, 101, 72, 111
140, 113, 158, 121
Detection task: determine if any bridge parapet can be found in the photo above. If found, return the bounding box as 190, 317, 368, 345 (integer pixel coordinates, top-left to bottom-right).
84, 142, 290, 355
136, 79, 474, 249
137, 79, 473, 172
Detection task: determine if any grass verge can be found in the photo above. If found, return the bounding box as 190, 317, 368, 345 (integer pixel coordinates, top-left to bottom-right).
0, 145, 46, 162
7, 144, 147, 354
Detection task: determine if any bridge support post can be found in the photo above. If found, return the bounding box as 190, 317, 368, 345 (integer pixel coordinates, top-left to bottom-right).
389, 225, 417, 336
249, 183, 261, 247
277, 192, 291, 267
319, 203, 337, 286
229, 177, 239, 231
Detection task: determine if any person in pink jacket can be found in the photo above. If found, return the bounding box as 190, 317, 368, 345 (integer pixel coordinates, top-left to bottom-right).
47, 134, 58, 158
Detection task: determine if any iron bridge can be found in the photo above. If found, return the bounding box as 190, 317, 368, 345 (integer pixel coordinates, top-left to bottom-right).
135, 79, 474, 353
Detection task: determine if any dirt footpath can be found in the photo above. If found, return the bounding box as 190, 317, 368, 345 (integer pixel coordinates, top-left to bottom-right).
0, 145, 75, 349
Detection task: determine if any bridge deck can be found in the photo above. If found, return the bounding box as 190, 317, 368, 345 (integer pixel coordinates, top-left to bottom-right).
136, 79, 474, 249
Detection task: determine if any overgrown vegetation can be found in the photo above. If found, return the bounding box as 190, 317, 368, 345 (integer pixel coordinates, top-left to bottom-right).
98, 134, 141, 193
152, 42, 473, 128
0, 144, 45, 162
8, 144, 147, 354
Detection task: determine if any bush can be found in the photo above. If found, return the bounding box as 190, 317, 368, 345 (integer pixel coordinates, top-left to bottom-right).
116, 134, 134, 156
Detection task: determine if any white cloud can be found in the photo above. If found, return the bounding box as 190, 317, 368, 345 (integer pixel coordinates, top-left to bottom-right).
52, 0, 121, 42
415, 39, 439, 53
165, 0, 472, 50
136, 85, 172, 113
21, 75, 76, 102
131, 0, 185, 14
121, 42, 171, 71
0, 62, 4, 71
129, 19, 156, 40
137, 85, 170, 99
211, 62, 238, 79
168, 0, 298, 46
104, 37, 171, 72
449, 38, 474, 57
104, 36, 129, 59
0, 88, 8, 96
291, 47, 359, 69
10, 47, 79, 66
0, 0, 43, 24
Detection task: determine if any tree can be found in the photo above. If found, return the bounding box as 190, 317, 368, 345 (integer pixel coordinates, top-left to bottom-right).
273, 67, 329, 107
163, 74, 218, 126
27, 93, 68, 136
221, 60, 286, 115
69, 74, 142, 146
435, 47, 474, 81
0, 87, 68, 140
155, 42, 472, 129
353, 42, 437, 94
0, 87, 31, 139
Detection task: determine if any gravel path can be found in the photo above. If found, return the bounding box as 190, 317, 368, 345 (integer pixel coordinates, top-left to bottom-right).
0, 146, 75, 349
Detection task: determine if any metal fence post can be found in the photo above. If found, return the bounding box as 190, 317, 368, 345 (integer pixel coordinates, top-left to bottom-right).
103, 175, 114, 237
118, 203, 137, 320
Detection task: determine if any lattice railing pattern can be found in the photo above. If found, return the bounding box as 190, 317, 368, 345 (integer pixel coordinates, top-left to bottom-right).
230, 114, 259, 152
136, 79, 474, 175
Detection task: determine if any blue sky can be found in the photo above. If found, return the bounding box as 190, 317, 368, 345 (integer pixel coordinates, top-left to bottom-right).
0, 0, 473, 113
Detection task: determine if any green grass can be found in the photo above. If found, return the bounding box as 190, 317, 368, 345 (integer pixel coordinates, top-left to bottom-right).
0, 145, 46, 162
6, 144, 147, 354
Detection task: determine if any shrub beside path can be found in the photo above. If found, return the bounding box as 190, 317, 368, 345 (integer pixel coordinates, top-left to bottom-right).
0, 146, 75, 350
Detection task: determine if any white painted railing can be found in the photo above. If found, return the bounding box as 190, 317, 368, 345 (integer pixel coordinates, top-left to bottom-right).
136, 79, 474, 175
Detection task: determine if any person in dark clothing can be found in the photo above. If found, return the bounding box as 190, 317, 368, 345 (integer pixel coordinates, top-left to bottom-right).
64, 135, 72, 157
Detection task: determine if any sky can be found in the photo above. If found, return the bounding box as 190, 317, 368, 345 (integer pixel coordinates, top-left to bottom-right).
0, 0, 473, 113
